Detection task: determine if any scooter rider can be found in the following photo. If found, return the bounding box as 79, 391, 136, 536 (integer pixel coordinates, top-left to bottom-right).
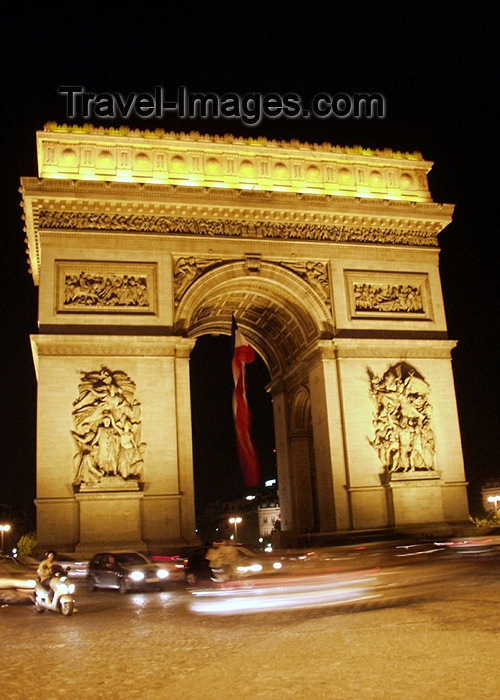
34, 550, 76, 616
37, 550, 63, 596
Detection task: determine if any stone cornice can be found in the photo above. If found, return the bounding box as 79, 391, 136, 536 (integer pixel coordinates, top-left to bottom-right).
20, 176, 452, 218
293, 338, 458, 376
30, 334, 195, 377
332, 338, 458, 359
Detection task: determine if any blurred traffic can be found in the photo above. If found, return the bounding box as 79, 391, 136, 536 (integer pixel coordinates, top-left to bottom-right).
1, 531, 498, 618
185, 537, 499, 615
434, 527, 500, 555
0, 555, 38, 603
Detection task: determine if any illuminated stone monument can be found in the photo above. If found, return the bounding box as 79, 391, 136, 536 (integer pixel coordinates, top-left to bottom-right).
20, 123, 469, 552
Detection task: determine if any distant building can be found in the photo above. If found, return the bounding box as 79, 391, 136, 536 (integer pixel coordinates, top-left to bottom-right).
198, 488, 280, 545
257, 499, 281, 539
481, 479, 500, 513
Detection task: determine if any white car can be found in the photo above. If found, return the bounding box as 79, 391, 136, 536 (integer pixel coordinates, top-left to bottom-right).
55, 553, 90, 578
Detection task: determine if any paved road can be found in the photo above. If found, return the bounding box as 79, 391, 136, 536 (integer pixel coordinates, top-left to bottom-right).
1, 555, 498, 700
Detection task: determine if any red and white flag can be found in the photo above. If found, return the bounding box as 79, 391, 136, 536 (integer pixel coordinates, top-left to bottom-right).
231, 316, 260, 488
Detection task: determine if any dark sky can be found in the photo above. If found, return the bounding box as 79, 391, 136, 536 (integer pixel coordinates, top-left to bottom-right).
1, 3, 497, 522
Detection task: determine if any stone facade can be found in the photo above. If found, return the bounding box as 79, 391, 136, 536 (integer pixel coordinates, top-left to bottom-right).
20, 124, 469, 553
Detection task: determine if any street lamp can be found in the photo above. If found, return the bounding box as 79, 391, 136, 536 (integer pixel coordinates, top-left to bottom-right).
0, 524, 11, 556
229, 516, 242, 544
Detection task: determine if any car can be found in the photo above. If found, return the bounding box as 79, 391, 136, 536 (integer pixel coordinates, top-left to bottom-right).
86, 551, 171, 593
189, 543, 286, 585
54, 553, 89, 578
0, 556, 38, 603
150, 554, 186, 583
202, 542, 283, 582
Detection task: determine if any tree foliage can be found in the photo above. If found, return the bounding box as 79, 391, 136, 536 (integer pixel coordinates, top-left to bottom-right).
16, 531, 37, 556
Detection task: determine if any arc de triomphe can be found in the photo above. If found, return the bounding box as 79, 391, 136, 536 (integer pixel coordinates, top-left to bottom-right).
20, 124, 469, 553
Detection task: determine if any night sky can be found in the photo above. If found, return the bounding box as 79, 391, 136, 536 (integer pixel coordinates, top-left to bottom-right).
1, 4, 497, 525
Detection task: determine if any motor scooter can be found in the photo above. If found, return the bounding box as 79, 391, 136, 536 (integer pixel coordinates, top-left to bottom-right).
33, 567, 76, 616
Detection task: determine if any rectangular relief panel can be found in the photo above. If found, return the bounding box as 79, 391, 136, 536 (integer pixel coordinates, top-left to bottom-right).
344, 270, 433, 321
55, 261, 158, 315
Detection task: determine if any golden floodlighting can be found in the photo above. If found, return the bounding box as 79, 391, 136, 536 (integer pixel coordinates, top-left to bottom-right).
36, 122, 433, 202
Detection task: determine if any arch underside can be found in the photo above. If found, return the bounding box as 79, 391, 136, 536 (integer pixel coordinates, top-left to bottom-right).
175, 263, 332, 378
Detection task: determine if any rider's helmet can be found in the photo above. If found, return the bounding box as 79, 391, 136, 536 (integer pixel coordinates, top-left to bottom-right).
45, 550, 57, 558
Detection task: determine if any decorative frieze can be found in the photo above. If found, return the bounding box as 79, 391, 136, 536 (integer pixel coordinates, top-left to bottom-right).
38, 209, 439, 247
353, 282, 423, 313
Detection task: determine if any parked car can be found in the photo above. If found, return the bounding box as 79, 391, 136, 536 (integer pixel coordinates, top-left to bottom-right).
0, 556, 38, 603
87, 551, 171, 593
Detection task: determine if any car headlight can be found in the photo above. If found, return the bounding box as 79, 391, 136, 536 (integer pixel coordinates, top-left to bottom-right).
236, 563, 263, 574
130, 570, 145, 582
157, 569, 169, 579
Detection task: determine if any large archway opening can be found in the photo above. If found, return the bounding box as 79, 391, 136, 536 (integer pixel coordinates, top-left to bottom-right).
176, 260, 334, 541
189, 333, 276, 521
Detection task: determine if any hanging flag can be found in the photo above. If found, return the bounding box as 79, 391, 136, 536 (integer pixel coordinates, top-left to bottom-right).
231, 316, 260, 488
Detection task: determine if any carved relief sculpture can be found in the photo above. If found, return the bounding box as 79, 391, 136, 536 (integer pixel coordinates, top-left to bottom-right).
368, 361, 436, 474
173, 256, 222, 305
354, 283, 424, 313
64, 271, 149, 309
56, 262, 157, 314
71, 367, 146, 487
281, 260, 331, 306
